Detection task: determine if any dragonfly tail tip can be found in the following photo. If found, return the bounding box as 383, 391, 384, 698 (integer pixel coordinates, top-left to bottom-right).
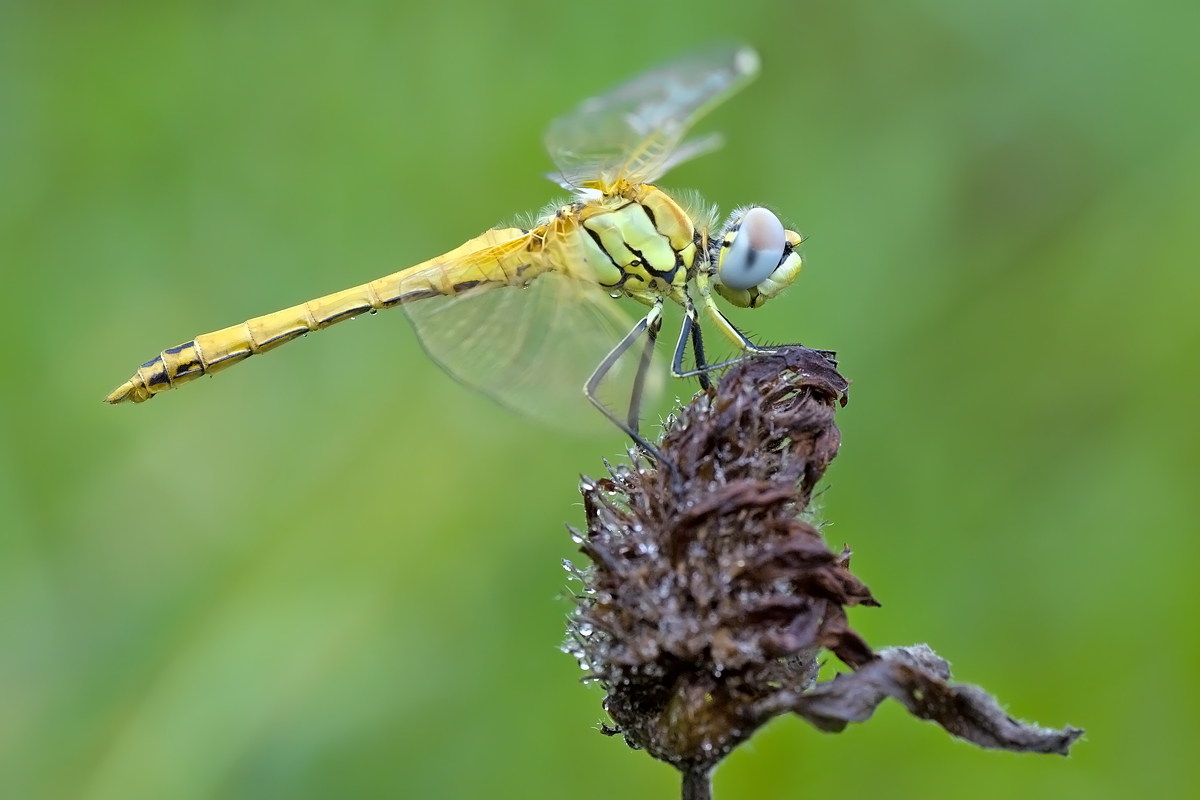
104, 379, 150, 405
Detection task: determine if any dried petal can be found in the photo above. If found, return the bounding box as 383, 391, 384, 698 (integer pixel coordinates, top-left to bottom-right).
757, 645, 1084, 754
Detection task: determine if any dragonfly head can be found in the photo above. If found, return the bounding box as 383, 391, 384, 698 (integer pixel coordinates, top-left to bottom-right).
711, 206, 803, 309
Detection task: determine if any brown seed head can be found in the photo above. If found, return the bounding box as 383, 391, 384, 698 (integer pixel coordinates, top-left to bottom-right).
564, 347, 1081, 793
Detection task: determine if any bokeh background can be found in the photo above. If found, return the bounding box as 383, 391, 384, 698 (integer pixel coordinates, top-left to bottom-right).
3, 0, 1198, 798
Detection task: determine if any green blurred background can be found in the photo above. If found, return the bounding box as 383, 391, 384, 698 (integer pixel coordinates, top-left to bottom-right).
2, 0, 1197, 797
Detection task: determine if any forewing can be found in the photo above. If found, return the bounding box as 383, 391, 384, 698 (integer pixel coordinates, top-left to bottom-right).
400, 245, 663, 434
545, 42, 759, 188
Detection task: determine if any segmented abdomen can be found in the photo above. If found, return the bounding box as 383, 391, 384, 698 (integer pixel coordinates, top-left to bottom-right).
105, 227, 531, 404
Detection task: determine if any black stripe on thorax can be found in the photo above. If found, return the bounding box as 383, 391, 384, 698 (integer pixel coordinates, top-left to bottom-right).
628, 246, 678, 282
584, 227, 623, 283
639, 201, 657, 229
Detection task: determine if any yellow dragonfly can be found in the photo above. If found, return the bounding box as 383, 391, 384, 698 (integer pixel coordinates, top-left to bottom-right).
106, 43, 808, 452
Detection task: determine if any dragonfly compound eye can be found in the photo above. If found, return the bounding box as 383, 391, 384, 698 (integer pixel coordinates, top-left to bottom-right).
717, 206, 787, 290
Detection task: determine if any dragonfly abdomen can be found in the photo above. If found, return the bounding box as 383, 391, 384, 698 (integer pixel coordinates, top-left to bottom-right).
104, 284, 390, 404
105, 226, 535, 404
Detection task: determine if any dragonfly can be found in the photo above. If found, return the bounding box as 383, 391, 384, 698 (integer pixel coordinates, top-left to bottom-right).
106, 43, 809, 454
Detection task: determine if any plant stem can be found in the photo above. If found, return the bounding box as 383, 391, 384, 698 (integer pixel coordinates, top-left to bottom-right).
681, 767, 712, 800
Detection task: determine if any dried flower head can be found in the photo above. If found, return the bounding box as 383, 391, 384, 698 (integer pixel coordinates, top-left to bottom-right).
563, 347, 1082, 799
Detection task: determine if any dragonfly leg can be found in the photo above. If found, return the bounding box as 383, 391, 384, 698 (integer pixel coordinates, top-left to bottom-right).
697, 290, 840, 368
671, 296, 713, 390
674, 294, 778, 379
690, 309, 712, 391
626, 298, 664, 430
586, 304, 670, 467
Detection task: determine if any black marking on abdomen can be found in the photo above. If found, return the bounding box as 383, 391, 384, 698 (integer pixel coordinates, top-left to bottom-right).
318, 302, 372, 327
146, 361, 171, 388
375, 290, 407, 308
206, 347, 252, 367
162, 343, 205, 379
173, 359, 204, 379
397, 288, 439, 304
255, 327, 306, 348
452, 280, 481, 293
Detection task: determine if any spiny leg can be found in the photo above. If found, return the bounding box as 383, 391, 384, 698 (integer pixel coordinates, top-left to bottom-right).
690, 308, 712, 391
673, 293, 777, 379
586, 304, 670, 468
691, 294, 840, 376
671, 297, 713, 390
626, 299, 664, 431
696, 291, 840, 368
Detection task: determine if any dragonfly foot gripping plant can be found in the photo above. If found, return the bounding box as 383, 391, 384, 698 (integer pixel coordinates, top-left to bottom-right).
562, 347, 1082, 800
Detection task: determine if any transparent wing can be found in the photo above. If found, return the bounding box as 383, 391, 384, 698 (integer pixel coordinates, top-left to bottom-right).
545, 42, 760, 189
400, 244, 664, 435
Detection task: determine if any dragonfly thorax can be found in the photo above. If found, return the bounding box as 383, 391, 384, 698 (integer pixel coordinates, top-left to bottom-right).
546, 183, 698, 301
